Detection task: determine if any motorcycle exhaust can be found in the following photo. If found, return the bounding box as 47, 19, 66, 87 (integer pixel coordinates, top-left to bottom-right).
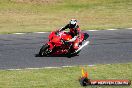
75, 41, 90, 53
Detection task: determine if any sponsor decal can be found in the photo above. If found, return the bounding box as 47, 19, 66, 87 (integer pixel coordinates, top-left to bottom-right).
79, 68, 131, 86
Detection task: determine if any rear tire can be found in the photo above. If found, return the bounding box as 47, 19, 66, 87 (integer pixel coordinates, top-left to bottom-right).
83, 33, 89, 41
39, 44, 49, 56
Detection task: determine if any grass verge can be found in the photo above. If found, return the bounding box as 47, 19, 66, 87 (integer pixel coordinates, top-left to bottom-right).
0, 0, 132, 34
0, 62, 132, 88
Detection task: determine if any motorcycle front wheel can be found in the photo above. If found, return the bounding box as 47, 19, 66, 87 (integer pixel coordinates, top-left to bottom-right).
39, 44, 50, 56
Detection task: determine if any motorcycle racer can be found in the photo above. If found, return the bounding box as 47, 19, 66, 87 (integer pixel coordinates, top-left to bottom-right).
58, 19, 81, 51
39, 19, 89, 56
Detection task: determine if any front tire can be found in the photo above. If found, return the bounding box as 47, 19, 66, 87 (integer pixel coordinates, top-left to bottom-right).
39, 44, 50, 56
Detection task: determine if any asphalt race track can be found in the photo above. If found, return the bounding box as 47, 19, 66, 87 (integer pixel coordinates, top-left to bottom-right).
0, 29, 132, 69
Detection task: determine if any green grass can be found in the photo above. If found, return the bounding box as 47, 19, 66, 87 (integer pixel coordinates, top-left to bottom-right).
0, 63, 132, 88
0, 0, 132, 34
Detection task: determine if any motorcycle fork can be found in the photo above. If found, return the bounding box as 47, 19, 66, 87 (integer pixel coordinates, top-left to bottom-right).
67, 43, 74, 53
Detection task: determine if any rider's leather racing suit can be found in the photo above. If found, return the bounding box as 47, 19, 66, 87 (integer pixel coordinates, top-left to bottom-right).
59, 24, 81, 50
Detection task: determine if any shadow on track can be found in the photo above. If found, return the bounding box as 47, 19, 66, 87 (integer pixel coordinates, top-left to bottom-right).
35, 53, 79, 58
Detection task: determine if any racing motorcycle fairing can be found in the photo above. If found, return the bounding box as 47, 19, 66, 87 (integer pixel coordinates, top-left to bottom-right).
39, 30, 89, 57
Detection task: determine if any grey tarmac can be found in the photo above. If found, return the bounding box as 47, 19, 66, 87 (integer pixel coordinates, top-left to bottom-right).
0, 29, 132, 69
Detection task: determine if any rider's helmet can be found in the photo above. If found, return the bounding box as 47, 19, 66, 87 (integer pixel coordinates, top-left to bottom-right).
69, 19, 77, 28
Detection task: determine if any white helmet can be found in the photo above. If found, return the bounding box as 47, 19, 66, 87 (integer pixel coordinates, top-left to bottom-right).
69, 19, 77, 28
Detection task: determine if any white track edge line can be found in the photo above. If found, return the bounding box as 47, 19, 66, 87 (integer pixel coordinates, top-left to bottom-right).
11, 27, 132, 34
34, 32, 47, 33
13, 33, 26, 34
88, 65, 96, 67
107, 29, 117, 30
127, 28, 132, 29
5, 64, 96, 70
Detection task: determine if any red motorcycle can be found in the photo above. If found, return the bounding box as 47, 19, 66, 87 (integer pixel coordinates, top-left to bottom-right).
39, 30, 89, 57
